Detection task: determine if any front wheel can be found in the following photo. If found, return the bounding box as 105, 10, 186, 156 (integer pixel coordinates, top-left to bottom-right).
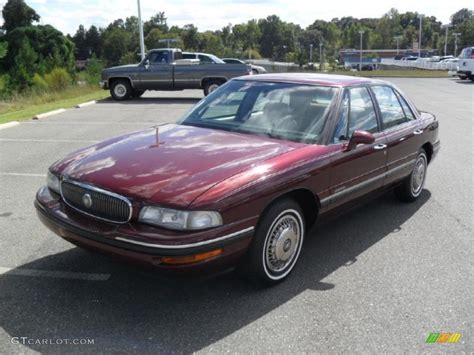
241, 198, 305, 286
395, 149, 428, 202
110, 79, 132, 101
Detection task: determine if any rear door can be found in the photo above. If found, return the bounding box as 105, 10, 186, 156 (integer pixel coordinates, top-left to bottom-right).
325, 86, 388, 209
370, 85, 422, 185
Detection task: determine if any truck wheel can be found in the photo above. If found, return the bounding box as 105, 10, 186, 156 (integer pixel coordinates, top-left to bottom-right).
110, 79, 132, 101
132, 90, 145, 98
203, 81, 222, 96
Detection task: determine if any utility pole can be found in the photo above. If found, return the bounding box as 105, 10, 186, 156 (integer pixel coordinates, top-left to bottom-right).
358, 30, 364, 71
137, 0, 145, 60
309, 44, 314, 63
442, 24, 452, 56
319, 42, 323, 71
394, 35, 403, 55
417, 14, 424, 58
453, 33, 461, 57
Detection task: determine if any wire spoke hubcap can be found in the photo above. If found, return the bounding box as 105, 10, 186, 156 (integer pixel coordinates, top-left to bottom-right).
265, 215, 300, 273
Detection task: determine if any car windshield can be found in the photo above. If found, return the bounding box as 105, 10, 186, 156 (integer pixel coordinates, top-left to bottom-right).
179, 80, 338, 144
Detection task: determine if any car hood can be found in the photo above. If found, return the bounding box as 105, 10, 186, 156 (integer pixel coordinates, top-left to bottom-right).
103, 64, 139, 72
53, 124, 303, 208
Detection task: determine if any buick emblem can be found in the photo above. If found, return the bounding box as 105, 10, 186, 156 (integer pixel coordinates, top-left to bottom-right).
82, 193, 93, 208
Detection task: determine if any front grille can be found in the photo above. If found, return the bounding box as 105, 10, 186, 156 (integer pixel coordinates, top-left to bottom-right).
61, 180, 132, 223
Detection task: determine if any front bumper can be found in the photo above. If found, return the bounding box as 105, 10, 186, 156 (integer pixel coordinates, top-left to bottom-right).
99, 80, 108, 89
35, 186, 255, 273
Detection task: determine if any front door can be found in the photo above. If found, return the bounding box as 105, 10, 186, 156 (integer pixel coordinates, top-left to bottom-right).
325, 86, 388, 209
138, 51, 173, 90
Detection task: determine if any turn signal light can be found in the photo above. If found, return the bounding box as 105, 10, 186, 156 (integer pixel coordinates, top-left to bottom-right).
161, 249, 223, 265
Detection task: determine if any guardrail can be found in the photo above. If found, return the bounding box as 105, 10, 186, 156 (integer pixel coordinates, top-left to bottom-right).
381, 58, 458, 71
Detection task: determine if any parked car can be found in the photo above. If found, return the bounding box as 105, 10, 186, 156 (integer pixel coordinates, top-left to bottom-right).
457, 47, 474, 81
182, 52, 225, 64
222, 58, 267, 74
36, 74, 440, 285
100, 48, 252, 99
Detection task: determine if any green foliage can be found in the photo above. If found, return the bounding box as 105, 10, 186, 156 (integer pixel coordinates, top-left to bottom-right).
83, 55, 103, 85
11, 37, 37, 90
0, 73, 12, 98
44, 68, 71, 91
31, 72, 48, 91
145, 28, 163, 49
0, 41, 7, 59
102, 27, 131, 66
1, 0, 40, 33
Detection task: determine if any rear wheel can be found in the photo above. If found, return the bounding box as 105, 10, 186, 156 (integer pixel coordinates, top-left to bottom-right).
252, 69, 259, 75
395, 149, 427, 202
203, 80, 223, 96
110, 79, 132, 101
241, 198, 305, 286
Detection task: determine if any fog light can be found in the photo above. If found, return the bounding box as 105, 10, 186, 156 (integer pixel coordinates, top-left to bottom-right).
161, 249, 223, 265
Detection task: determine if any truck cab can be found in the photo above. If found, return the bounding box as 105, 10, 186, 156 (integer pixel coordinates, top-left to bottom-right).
457, 47, 474, 81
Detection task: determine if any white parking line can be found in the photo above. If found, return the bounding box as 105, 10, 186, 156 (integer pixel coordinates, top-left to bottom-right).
0, 266, 111, 281
0, 172, 46, 177
0, 138, 98, 143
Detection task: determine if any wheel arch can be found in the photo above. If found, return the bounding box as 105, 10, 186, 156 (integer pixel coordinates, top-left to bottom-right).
201, 76, 227, 88
421, 142, 433, 164
260, 188, 320, 230
108, 76, 134, 89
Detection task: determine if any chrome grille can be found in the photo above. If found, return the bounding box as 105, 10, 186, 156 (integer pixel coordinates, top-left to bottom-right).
61, 180, 132, 223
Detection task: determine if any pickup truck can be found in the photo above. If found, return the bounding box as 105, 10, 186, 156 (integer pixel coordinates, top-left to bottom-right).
456, 46, 474, 81
100, 48, 252, 100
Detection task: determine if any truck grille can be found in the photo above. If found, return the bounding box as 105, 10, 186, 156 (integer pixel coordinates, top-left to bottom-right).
61, 180, 132, 223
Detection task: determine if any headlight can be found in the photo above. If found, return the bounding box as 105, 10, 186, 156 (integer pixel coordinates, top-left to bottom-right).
47, 171, 60, 194
139, 206, 223, 230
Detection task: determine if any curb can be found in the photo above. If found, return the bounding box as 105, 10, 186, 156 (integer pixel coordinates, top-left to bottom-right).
0, 121, 20, 130
33, 108, 66, 120
76, 100, 97, 108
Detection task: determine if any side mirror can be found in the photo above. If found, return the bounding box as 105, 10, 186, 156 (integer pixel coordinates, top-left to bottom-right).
143, 59, 150, 69
344, 130, 375, 151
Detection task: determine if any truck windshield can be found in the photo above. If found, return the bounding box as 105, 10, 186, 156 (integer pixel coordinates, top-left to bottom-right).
179, 80, 338, 144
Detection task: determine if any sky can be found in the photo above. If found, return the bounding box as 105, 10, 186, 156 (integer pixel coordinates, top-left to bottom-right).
0, 0, 472, 35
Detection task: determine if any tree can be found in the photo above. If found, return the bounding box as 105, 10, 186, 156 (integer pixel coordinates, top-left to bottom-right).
0, 41, 7, 59
102, 27, 131, 66
2, 0, 40, 33
451, 8, 473, 26
85, 25, 101, 58
182, 24, 199, 50
11, 37, 37, 90
145, 28, 163, 50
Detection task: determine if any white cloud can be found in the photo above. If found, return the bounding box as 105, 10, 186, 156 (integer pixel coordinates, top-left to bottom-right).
0, 0, 472, 35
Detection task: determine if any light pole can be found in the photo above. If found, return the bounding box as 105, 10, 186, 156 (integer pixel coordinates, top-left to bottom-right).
417, 14, 424, 58
282, 45, 287, 64
319, 42, 323, 71
441, 24, 452, 56
394, 35, 403, 55
453, 33, 461, 57
309, 44, 314, 63
137, 0, 145, 60
358, 30, 364, 71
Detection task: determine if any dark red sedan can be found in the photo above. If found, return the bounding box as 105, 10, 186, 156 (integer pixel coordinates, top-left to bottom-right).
35, 74, 440, 285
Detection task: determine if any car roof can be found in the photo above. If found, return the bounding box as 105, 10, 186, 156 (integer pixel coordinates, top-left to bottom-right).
234, 73, 385, 87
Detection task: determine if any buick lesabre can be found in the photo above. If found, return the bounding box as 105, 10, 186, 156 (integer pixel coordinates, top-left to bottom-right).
35, 74, 440, 285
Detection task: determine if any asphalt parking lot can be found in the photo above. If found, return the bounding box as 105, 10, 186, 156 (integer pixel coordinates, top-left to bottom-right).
0, 78, 472, 353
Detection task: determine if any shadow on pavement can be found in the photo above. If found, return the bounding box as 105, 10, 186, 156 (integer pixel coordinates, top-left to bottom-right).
0, 190, 431, 353
97, 97, 203, 105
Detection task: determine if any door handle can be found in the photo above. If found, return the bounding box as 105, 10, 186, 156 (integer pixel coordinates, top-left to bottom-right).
413, 129, 424, 135
373, 143, 387, 150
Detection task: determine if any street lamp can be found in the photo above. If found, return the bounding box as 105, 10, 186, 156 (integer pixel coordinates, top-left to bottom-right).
417, 14, 424, 58
319, 42, 323, 71
137, 0, 145, 60
453, 33, 461, 57
309, 44, 314, 63
394, 35, 403, 55
441, 24, 452, 56
358, 30, 364, 71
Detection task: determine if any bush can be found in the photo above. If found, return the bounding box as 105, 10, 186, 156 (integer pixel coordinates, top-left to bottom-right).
31, 73, 48, 92
84, 56, 103, 85
44, 68, 71, 91
247, 49, 262, 60
0, 73, 12, 98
